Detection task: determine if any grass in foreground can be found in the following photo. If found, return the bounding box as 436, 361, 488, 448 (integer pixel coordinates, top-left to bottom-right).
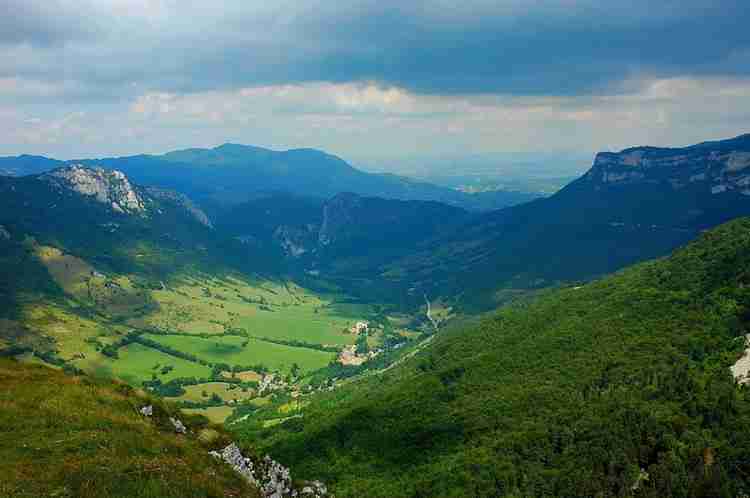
0, 359, 260, 498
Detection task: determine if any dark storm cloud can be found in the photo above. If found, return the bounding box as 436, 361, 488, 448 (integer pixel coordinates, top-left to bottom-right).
0, 0, 97, 46
1, 0, 749, 96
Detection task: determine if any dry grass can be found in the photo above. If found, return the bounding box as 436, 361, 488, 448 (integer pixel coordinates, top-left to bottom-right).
167, 382, 257, 404
222, 370, 263, 382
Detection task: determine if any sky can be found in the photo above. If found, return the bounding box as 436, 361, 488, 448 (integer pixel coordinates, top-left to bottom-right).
1, 0, 749, 171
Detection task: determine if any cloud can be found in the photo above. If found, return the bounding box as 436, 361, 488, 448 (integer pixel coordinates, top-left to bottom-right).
4, 76, 750, 162
0, 1, 748, 162
1, 1, 748, 97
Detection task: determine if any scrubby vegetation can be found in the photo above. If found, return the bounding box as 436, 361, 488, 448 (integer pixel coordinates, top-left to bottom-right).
235, 218, 750, 497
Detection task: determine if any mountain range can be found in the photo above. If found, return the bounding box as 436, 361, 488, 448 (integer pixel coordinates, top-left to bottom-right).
3, 133, 750, 497
374, 133, 750, 309
0, 144, 538, 212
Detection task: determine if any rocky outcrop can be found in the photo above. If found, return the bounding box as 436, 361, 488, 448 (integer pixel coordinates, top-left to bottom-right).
41, 165, 146, 214
210, 443, 329, 498
144, 187, 213, 228
273, 225, 318, 258
170, 417, 187, 434
318, 192, 361, 246
586, 133, 750, 195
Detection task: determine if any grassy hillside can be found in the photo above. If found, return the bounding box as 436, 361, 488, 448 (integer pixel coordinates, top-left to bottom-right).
235, 218, 750, 497
0, 359, 260, 498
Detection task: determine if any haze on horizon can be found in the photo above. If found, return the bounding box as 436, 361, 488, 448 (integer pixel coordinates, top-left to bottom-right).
2, 0, 749, 174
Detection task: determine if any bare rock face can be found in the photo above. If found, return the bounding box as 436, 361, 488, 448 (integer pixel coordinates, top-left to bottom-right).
144, 187, 213, 228
170, 417, 187, 434
209, 443, 329, 498
585, 134, 750, 195
318, 192, 361, 246
41, 165, 145, 214
273, 225, 318, 258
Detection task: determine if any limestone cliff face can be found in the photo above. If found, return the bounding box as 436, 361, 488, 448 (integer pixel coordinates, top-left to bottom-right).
585, 134, 750, 195
318, 192, 361, 246
271, 193, 362, 258
41, 165, 146, 214
38, 165, 213, 228
273, 224, 318, 257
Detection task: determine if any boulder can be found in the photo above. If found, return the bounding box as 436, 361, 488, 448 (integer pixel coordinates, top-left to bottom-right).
170, 417, 187, 434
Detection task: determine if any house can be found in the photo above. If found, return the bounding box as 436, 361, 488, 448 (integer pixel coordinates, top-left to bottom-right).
350, 321, 369, 334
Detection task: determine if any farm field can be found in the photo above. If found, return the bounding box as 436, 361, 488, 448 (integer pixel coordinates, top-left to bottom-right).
140, 274, 371, 347
10, 244, 419, 430
235, 305, 357, 346
222, 370, 263, 382
143, 333, 336, 375
182, 405, 236, 424
167, 382, 256, 404
107, 342, 213, 385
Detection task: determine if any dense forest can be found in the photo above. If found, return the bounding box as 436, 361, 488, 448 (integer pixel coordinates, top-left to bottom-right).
235, 217, 750, 497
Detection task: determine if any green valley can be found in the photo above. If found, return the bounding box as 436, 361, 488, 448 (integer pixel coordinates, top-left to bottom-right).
3, 134, 750, 497
232, 217, 750, 497
0, 167, 426, 427
5, 4, 750, 497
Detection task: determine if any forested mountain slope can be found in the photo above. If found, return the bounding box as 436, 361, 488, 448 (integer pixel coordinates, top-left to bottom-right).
236, 217, 750, 497
384, 133, 750, 310
218, 192, 470, 277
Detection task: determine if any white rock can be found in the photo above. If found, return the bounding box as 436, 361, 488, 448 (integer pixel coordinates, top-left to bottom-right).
169, 417, 187, 434
41, 165, 145, 214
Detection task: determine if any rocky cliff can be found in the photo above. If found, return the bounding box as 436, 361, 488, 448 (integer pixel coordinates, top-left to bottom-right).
318, 192, 362, 247
586, 133, 750, 194
41, 165, 146, 214
271, 192, 468, 262
37, 165, 213, 228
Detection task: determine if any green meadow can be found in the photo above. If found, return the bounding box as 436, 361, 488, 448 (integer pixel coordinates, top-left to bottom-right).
108, 342, 213, 385
143, 333, 336, 374
236, 305, 357, 346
